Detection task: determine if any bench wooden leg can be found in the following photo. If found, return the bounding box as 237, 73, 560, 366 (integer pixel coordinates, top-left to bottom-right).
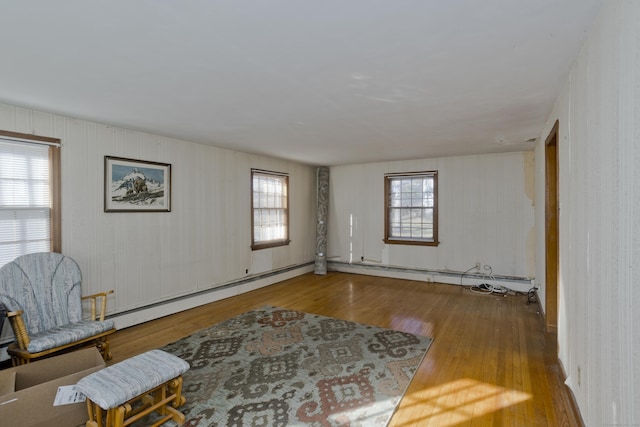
86, 400, 104, 427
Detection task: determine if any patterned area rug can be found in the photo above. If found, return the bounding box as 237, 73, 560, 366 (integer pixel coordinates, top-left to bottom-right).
159, 306, 432, 426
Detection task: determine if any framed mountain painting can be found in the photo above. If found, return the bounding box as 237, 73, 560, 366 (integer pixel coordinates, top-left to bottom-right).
104, 156, 171, 212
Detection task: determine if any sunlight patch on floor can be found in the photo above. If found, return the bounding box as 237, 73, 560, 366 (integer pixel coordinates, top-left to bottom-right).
394, 378, 532, 426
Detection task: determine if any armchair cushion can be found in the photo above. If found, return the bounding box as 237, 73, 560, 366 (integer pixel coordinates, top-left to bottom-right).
0, 252, 83, 334
27, 319, 115, 353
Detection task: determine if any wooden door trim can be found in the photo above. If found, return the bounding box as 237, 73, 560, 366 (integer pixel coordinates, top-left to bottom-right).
544, 120, 559, 333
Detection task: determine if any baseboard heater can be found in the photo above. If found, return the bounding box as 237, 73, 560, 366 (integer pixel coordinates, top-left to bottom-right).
328, 260, 534, 293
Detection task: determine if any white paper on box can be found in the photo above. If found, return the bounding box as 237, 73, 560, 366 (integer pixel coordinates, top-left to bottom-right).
53, 385, 86, 406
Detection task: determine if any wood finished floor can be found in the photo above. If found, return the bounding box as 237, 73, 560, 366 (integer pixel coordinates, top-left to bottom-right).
109, 272, 582, 427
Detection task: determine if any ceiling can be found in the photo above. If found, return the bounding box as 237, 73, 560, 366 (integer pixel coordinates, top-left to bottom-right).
0, 1, 602, 166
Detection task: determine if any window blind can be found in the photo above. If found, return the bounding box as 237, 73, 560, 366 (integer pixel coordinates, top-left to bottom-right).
0, 138, 51, 267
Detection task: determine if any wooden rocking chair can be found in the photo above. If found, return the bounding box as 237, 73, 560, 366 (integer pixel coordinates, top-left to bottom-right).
0, 252, 115, 365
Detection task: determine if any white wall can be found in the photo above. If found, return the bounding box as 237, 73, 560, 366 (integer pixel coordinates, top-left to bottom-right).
534, 1, 640, 424
0, 103, 317, 327
327, 152, 535, 289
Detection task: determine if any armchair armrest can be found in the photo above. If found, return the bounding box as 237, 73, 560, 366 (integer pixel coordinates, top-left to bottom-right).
82, 290, 114, 321
6, 309, 30, 350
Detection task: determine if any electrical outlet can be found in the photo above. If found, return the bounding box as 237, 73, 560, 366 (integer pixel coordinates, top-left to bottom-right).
475, 262, 481, 270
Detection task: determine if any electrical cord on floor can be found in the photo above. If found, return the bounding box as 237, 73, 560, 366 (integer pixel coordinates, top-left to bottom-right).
469, 283, 493, 295
460, 264, 501, 295
471, 283, 509, 295
470, 265, 506, 295
462, 264, 537, 302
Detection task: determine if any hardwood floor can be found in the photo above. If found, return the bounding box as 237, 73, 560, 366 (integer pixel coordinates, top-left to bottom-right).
109, 272, 583, 426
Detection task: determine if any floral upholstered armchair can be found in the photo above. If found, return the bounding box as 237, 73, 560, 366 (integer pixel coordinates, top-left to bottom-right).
0, 252, 115, 365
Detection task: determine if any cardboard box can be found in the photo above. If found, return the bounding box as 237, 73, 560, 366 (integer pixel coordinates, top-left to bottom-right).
0, 347, 105, 427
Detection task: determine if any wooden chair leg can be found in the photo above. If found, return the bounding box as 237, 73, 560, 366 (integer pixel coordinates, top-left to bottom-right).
96, 337, 112, 361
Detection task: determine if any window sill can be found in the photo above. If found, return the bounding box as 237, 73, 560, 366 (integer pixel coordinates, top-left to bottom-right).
383, 238, 439, 247
251, 240, 291, 251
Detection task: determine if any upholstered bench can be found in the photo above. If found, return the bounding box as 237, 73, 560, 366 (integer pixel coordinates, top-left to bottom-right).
76, 349, 190, 427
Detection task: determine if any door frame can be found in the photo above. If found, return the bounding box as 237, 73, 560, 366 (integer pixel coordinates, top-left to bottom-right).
544, 120, 559, 333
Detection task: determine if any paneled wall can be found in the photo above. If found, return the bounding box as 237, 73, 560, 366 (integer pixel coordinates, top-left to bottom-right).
0, 103, 317, 326
327, 152, 535, 285
534, 1, 640, 424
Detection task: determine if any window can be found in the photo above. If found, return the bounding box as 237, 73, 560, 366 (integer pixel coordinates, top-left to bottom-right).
0, 131, 61, 268
384, 171, 438, 246
251, 169, 289, 250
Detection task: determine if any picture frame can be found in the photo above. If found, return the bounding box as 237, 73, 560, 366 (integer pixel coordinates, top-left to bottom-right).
104, 156, 171, 212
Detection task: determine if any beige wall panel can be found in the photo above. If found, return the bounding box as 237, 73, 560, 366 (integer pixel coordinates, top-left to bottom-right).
328, 152, 535, 279
534, 2, 640, 424
0, 102, 316, 322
